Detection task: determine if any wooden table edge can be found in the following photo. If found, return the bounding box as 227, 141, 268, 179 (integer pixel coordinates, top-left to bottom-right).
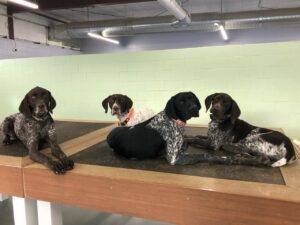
23, 161, 300, 204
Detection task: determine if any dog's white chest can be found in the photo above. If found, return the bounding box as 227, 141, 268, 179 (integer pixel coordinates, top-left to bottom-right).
208, 122, 233, 150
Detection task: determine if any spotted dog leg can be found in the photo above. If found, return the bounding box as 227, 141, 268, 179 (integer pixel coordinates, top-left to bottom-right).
3, 134, 13, 145
221, 144, 272, 166
47, 130, 74, 171
231, 154, 271, 166
184, 135, 213, 150
1, 117, 16, 145
27, 139, 66, 175
175, 153, 234, 165
221, 144, 253, 156
179, 140, 233, 165
184, 134, 208, 139
176, 151, 271, 166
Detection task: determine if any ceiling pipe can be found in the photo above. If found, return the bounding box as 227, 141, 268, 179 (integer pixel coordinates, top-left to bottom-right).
157, 0, 191, 24
49, 8, 300, 40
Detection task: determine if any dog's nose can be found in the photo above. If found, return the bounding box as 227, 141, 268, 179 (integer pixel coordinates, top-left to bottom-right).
38, 105, 45, 109
210, 108, 217, 113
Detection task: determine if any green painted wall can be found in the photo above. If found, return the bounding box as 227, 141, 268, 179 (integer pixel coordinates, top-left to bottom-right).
0, 41, 299, 139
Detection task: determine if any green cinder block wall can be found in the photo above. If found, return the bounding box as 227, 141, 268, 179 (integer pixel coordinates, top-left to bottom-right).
0, 41, 299, 139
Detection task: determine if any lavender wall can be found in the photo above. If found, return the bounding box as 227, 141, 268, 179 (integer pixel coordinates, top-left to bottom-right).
81, 25, 300, 54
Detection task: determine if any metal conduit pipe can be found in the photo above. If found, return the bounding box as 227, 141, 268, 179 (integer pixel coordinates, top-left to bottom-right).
49, 11, 300, 40
157, 0, 191, 24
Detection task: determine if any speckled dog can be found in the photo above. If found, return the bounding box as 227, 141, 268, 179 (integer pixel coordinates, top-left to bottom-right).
1, 87, 74, 174
185, 93, 296, 167
107, 92, 236, 165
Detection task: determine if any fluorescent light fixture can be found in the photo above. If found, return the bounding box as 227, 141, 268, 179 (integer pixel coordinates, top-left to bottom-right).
8, 0, 39, 9
87, 32, 119, 45
219, 25, 228, 40
214, 22, 228, 41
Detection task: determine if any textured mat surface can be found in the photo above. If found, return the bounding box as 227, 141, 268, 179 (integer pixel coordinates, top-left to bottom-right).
71, 127, 285, 185
0, 121, 112, 157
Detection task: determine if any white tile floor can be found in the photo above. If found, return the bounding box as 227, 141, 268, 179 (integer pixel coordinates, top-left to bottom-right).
0, 197, 173, 225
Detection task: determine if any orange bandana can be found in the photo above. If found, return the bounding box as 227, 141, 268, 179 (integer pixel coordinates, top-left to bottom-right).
118, 108, 135, 126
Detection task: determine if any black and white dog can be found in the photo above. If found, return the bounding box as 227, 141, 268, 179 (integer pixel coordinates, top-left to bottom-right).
107, 92, 212, 165
102, 94, 155, 126
185, 93, 296, 167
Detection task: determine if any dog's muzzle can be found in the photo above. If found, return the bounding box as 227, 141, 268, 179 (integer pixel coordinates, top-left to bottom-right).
189, 105, 200, 117
191, 110, 199, 117
35, 104, 48, 117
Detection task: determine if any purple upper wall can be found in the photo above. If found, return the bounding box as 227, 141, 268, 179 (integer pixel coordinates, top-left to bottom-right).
80, 25, 300, 54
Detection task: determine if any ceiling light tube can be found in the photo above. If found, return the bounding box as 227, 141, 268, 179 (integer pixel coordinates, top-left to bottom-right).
88, 32, 119, 45
214, 22, 228, 41
219, 25, 228, 40
8, 0, 39, 9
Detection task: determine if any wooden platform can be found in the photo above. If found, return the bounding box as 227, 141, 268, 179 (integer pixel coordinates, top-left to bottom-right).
0, 120, 114, 197
22, 125, 300, 225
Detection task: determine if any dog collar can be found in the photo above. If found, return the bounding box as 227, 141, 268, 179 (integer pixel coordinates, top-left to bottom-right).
118, 108, 134, 126
173, 119, 186, 128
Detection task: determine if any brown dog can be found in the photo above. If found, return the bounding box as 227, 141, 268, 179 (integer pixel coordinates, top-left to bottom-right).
1, 87, 74, 174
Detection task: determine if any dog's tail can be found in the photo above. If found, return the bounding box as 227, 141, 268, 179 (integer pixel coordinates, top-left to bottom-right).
271, 158, 288, 167
271, 139, 297, 167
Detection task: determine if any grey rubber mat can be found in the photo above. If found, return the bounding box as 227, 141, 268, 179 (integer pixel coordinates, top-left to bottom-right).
70, 127, 285, 185
0, 121, 112, 157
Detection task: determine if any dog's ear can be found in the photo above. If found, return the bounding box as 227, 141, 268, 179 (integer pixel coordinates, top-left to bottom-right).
205, 93, 218, 112
123, 95, 133, 112
102, 96, 111, 113
19, 94, 31, 117
48, 92, 56, 113
165, 96, 178, 119
229, 99, 241, 124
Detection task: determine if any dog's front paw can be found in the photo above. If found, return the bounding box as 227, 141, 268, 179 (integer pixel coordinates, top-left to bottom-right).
60, 157, 74, 171
3, 137, 13, 145
49, 161, 66, 175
